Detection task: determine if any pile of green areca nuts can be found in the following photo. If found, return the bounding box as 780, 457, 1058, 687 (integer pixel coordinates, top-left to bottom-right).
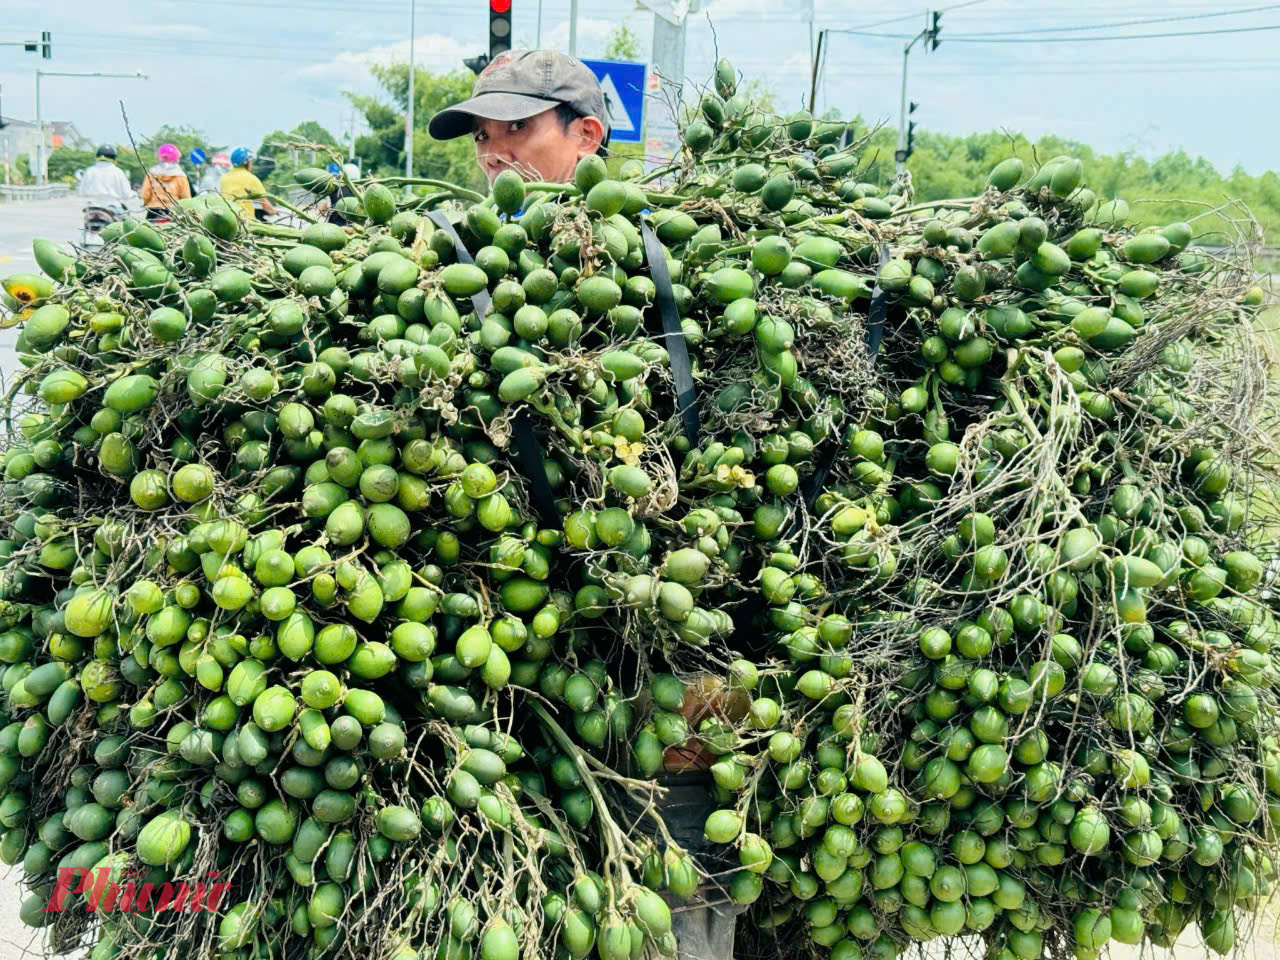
0, 56, 1275, 960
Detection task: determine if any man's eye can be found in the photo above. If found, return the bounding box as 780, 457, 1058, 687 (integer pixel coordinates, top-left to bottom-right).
508, 120, 526, 132
473, 131, 487, 143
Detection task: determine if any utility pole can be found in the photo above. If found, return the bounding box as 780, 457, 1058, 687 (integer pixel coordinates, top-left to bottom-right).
405, 0, 416, 179
808, 29, 826, 115
34, 71, 145, 186
804, 0, 815, 84
649, 13, 686, 169
536, 0, 543, 47
896, 10, 940, 174
1, 32, 49, 181
569, 0, 579, 56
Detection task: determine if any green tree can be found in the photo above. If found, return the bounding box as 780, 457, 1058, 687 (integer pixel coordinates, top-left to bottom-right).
46, 148, 97, 186
257, 121, 343, 187
604, 25, 640, 61
292, 121, 339, 148
738, 77, 777, 116
347, 63, 485, 191
837, 121, 1280, 242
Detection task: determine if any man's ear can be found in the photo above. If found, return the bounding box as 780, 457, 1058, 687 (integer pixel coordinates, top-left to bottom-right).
574, 115, 606, 157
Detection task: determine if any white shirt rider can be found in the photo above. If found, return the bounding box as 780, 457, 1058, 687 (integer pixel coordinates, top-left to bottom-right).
79, 154, 134, 213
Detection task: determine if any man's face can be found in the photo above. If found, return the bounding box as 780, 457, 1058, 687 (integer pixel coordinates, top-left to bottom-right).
472, 109, 596, 185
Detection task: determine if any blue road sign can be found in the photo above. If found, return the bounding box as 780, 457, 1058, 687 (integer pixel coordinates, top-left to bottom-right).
581, 58, 646, 144
189, 148, 207, 166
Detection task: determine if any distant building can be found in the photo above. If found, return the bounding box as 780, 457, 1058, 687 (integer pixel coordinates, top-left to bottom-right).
0, 116, 91, 183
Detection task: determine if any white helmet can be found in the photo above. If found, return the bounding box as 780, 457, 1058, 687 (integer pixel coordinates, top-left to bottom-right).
342, 163, 361, 180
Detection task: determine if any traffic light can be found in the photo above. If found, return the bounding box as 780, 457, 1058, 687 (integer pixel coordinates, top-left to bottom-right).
41, 31, 51, 59
489, 0, 512, 58
930, 12, 941, 50
904, 101, 919, 160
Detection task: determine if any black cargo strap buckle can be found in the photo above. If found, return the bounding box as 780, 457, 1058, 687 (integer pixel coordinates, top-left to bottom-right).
800, 243, 892, 513
639, 218, 701, 447
425, 208, 558, 526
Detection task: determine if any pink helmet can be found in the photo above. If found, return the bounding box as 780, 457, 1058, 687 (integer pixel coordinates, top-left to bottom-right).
156, 143, 180, 163
211, 153, 231, 168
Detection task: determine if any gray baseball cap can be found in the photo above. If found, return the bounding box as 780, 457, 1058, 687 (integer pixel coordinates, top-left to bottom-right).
429, 49, 609, 141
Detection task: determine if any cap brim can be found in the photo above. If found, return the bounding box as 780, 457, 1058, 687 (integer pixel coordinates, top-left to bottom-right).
428, 92, 560, 140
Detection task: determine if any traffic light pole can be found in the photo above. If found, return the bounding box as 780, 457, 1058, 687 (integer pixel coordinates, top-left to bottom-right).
895, 11, 940, 174
405, 0, 416, 179
894, 39, 915, 174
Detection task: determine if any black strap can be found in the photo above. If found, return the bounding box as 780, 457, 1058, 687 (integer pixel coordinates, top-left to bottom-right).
426, 210, 492, 320
864, 242, 891, 359
801, 244, 893, 512
511, 411, 561, 526
639, 219, 700, 446
426, 209, 557, 526
802, 447, 838, 514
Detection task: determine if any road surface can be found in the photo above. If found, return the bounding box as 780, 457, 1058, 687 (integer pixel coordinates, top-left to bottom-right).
0, 196, 88, 391
0, 196, 89, 960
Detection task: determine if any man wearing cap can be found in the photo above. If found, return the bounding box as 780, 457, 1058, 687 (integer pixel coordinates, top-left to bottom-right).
430, 49, 610, 184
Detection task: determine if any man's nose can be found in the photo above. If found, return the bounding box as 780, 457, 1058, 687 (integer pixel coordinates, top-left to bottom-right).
487, 131, 514, 155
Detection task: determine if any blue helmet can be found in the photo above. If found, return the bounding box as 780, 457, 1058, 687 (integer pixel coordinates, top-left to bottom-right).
327, 161, 341, 174
230, 147, 253, 167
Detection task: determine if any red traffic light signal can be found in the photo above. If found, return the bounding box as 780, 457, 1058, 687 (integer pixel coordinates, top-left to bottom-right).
490, 0, 511, 57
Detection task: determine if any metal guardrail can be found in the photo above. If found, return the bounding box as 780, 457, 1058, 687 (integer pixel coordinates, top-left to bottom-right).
0, 183, 72, 202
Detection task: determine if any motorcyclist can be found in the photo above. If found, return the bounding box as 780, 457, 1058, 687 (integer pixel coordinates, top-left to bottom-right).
78, 145, 134, 215
196, 153, 231, 195
219, 147, 277, 221
140, 143, 192, 220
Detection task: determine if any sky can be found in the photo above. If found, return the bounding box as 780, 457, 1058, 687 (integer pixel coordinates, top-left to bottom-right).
0, 0, 1276, 174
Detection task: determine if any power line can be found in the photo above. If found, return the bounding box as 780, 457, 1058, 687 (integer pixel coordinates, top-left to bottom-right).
709, 54, 1280, 70
144, 0, 819, 20
150, 0, 475, 10
56, 42, 368, 65
841, 11, 930, 31
58, 31, 469, 62
823, 62, 1280, 77
56, 39, 469, 68
945, 21, 1280, 41
836, 21, 1280, 41
946, 2, 1280, 36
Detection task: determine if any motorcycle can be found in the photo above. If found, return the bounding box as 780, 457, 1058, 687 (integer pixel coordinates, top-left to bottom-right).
81, 205, 123, 247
